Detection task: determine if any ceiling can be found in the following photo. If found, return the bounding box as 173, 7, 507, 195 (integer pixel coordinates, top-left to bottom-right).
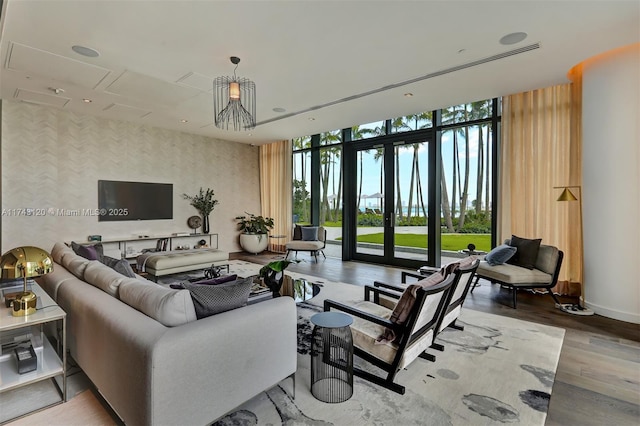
0, 1, 638, 145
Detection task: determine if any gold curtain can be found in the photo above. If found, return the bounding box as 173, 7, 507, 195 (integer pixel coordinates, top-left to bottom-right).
500, 80, 582, 296
259, 140, 293, 253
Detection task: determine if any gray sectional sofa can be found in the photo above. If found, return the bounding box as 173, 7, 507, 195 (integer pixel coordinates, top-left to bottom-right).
38, 242, 297, 426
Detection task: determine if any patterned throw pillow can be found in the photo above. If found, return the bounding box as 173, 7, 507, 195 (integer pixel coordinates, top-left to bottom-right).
184, 276, 253, 319
101, 255, 137, 278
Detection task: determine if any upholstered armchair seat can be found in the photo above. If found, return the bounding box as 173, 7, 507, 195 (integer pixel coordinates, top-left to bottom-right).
285, 226, 326, 262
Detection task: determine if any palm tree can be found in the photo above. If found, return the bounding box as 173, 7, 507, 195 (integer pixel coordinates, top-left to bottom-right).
292, 136, 311, 222
319, 131, 340, 223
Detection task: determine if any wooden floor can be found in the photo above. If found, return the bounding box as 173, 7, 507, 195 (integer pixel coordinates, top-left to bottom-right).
234, 251, 640, 426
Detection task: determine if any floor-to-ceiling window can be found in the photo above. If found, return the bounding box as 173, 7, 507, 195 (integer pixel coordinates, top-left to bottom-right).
292, 99, 499, 267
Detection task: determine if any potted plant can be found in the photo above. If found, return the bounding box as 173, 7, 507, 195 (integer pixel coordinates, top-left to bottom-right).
183, 188, 219, 234
259, 260, 296, 297
235, 212, 274, 254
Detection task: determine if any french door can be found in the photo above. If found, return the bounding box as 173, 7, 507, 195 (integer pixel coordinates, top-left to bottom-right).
347, 133, 437, 269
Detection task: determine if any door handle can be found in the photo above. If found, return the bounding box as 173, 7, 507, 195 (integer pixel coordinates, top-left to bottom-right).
385, 212, 394, 228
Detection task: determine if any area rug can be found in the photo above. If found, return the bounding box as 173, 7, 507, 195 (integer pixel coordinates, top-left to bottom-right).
165, 260, 565, 426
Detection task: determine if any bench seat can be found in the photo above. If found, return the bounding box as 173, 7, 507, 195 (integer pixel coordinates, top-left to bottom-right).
140, 249, 229, 280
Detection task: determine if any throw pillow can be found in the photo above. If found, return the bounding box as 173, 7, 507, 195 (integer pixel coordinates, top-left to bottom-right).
301, 226, 319, 241
71, 241, 104, 261
293, 225, 302, 240
101, 255, 137, 278
485, 244, 518, 266
193, 274, 238, 285
506, 235, 542, 269
184, 276, 253, 319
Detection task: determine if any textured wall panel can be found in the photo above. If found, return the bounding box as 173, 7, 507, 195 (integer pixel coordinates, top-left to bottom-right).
1, 101, 260, 254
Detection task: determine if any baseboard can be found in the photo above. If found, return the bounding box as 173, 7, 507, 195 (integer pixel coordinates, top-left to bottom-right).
585, 301, 640, 324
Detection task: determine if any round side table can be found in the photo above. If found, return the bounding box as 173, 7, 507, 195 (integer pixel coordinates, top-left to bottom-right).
310, 311, 354, 403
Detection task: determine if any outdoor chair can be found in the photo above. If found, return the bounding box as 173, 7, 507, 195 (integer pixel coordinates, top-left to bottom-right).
284, 225, 326, 262
323, 271, 456, 394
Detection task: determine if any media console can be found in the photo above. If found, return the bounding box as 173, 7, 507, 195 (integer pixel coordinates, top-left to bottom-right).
77, 233, 218, 260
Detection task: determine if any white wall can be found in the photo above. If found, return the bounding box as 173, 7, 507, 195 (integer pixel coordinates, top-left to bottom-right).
582, 43, 640, 323
0, 101, 261, 254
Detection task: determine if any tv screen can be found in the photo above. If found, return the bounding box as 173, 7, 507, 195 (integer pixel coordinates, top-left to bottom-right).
98, 180, 173, 221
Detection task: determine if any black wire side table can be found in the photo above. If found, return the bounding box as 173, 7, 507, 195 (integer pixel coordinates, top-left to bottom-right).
310, 311, 354, 403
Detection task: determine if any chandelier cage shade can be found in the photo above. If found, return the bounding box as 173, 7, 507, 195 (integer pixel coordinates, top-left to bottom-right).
214, 57, 256, 131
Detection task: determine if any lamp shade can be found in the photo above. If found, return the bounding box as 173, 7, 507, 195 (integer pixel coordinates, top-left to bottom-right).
0, 246, 53, 280
213, 56, 256, 131
556, 187, 578, 202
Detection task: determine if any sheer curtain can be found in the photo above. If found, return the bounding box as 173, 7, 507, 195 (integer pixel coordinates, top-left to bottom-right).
259, 140, 293, 253
500, 79, 582, 296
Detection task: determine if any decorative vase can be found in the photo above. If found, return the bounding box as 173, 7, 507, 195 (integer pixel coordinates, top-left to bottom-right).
239, 233, 269, 254
263, 270, 284, 297
202, 215, 210, 234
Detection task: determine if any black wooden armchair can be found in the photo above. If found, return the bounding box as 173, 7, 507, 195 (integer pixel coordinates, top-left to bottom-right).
402, 258, 480, 333
323, 273, 456, 394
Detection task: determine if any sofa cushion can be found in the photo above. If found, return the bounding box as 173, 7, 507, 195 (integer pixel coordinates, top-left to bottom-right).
301, 226, 319, 241
286, 240, 324, 250
183, 276, 253, 319
485, 244, 517, 266
101, 255, 137, 278
59, 250, 90, 280
51, 242, 74, 264
477, 261, 553, 285
119, 280, 197, 326
293, 225, 302, 240
36, 261, 77, 301
84, 260, 140, 298
507, 235, 542, 269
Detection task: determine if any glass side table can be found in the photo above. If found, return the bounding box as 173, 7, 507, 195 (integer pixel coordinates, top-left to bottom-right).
310, 311, 353, 403
0, 282, 66, 423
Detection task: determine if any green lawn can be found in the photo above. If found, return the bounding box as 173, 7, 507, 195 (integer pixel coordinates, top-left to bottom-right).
354, 233, 491, 252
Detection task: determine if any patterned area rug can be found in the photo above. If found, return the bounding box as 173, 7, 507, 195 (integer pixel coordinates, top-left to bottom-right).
165, 260, 565, 426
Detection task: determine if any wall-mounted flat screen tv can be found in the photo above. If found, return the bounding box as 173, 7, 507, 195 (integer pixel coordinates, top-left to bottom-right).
98, 180, 173, 221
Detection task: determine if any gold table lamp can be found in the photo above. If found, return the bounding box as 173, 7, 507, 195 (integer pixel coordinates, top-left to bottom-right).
0, 246, 53, 316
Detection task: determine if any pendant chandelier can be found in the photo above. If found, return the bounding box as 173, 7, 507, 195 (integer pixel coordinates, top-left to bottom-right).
213, 56, 256, 131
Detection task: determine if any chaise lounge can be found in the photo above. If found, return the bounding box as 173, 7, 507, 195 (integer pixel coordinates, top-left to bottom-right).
472, 239, 564, 308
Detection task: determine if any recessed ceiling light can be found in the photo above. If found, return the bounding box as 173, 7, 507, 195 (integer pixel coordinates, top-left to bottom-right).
308, 117, 315, 121
404, 93, 414, 97
273, 107, 286, 113
458, 49, 466, 54
82, 98, 92, 103
499, 32, 528, 45
72, 45, 100, 57
180, 119, 188, 123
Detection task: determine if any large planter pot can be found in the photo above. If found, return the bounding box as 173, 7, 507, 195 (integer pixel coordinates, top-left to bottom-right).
239, 233, 269, 254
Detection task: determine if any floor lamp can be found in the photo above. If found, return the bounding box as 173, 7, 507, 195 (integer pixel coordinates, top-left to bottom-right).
554, 186, 594, 316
